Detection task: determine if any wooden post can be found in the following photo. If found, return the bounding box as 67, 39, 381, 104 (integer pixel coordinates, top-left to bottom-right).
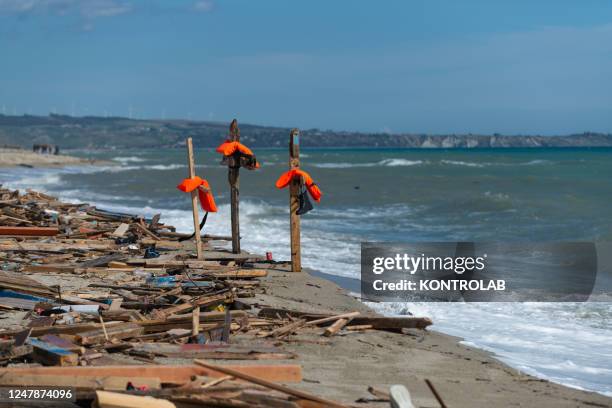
228, 119, 241, 254
186, 137, 203, 260
289, 129, 301, 272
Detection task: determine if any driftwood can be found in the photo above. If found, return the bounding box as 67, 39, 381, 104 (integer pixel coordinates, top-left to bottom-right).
259, 307, 432, 330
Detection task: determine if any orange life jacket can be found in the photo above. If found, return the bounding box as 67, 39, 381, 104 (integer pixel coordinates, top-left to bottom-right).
216, 140, 260, 169
177, 176, 218, 212
275, 169, 322, 203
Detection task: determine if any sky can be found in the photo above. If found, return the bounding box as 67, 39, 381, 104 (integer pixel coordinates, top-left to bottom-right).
0, 0, 611, 135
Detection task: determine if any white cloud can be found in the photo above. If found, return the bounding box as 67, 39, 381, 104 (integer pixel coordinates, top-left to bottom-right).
193, 0, 214, 13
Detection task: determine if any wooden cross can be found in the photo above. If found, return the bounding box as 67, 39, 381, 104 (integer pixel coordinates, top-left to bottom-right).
289, 128, 301, 272
228, 119, 241, 254
186, 137, 203, 260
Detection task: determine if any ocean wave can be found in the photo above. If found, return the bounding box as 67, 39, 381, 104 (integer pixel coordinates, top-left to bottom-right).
440, 159, 553, 168
520, 159, 552, 166
313, 159, 424, 168
144, 164, 186, 170
112, 156, 146, 164
70, 163, 187, 173
440, 160, 485, 168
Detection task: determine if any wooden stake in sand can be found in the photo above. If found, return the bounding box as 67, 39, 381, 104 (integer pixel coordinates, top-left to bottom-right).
289, 128, 301, 272
225, 120, 240, 254
186, 137, 204, 260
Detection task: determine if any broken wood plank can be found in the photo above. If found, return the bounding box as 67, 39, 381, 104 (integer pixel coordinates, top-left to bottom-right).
80, 253, 126, 268
0, 226, 58, 236
259, 308, 433, 330
110, 223, 129, 238
323, 318, 350, 337
76, 322, 143, 345
203, 269, 268, 279
0, 364, 302, 384
96, 391, 176, 408
23, 264, 76, 273
0, 374, 160, 390
0, 345, 32, 363
132, 343, 297, 360
265, 319, 306, 338
304, 312, 360, 327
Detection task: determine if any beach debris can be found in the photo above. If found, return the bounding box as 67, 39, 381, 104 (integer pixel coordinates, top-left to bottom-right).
0, 186, 433, 407
389, 384, 416, 408
425, 378, 448, 408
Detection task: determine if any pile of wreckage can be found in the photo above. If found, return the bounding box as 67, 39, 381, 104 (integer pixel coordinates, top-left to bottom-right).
0, 187, 432, 407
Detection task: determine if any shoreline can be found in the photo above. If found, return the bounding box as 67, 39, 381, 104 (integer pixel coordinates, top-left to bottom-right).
256, 267, 612, 407
311, 268, 612, 399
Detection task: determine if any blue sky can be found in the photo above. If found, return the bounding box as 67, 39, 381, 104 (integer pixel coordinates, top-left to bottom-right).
0, 0, 611, 134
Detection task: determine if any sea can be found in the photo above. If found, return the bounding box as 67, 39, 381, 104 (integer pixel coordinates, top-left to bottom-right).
1, 146, 611, 396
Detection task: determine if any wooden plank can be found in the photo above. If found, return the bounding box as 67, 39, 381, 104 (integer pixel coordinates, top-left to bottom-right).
266, 319, 306, 339
191, 306, 200, 336
23, 264, 76, 274
96, 391, 176, 408
132, 343, 297, 360
80, 253, 126, 268
110, 223, 129, 238
0, 270, 58, 297
305, 312, 360, 327
28, 338, 79, 366
0, 374, 160, 390
258, 308, 432, 330
0, 345, 33, 362
76, 322, 143, 345
0, 364, 302, 384
323, 318, 350, 337
205, 269, 267, 279
153, 293, 231, 320
0, 241, 116, 252
0, 226, 58, 236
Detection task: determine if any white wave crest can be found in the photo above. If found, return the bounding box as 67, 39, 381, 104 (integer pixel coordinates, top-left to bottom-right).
441, 160, 485, 168
313, 159, 423, 168
113, 156, 146, 164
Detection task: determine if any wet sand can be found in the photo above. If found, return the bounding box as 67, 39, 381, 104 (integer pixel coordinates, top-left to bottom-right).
246, 266, 612, 408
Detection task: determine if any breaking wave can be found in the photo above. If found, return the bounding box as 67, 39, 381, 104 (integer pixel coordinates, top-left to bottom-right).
313, 159, 424, 168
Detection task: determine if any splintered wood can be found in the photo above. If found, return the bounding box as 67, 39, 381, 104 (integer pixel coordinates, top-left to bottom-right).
0, 187, 433, 407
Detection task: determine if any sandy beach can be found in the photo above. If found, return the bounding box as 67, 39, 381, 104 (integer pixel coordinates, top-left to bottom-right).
0, 148, 108, 168
1, 258, 610, 407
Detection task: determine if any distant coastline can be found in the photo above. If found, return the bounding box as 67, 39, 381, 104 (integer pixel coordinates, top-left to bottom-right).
0, 147, 111, 168
1, 113, 611, 149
